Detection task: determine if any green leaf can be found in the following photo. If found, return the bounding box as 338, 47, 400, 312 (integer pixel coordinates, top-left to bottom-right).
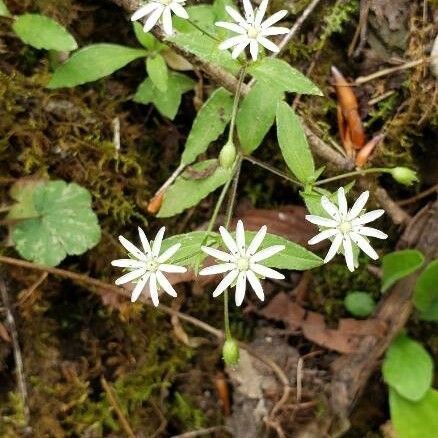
12, 14, 78, 51
0, 0, 11, 17
134, 72, 195, 119
213, 0, 236, 21
383, 334, 433, 401
12, 181, 101, 267
390, 388, 438, 438
173, 5, 216, 34
276, 101, 315, 183
248, 58, 323, 95
169, 32, 240, 75
48, 44, 147, 88
237, 81, 284, 154
7, 179, 46, 220
158, 160, 231, 217
344, 291, 376, 317
413, 260, 438, 322
245, 232, 323, 270
133, 21, 159, 50
146, 54, 168, 92
382, 249, 424, 292
181, 88, 234, 165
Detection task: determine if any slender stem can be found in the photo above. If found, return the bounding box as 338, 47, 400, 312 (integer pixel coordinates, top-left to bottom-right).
228, 66, 247, 143
244, 155, 303, 187
315, 167, 389, 186
224, 287, 231, 339
224, 158, 242, 229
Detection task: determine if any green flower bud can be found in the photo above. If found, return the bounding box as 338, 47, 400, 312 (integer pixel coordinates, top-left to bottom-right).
219, 140, 236, 169
389, 167, 419, 186
222, 338, 240, 366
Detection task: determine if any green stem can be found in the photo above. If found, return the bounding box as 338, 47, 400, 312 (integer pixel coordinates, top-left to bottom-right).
244, 155, 303, 187
224, 288, 231, 339
315, 167, 389, 186
228, 66, 247, 143
224, 158, 242, 229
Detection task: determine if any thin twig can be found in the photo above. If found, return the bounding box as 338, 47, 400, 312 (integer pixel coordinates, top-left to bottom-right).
101, 376, 136, 438
170, 425, 232, 438
397, 184, 438, 206
0, 278, 30, 430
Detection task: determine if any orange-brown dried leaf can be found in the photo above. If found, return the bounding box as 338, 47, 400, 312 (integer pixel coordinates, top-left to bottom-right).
355, 134, 384, 167
147, 192, 164, 214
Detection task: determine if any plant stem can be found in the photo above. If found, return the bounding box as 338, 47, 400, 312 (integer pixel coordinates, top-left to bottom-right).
224, 158, 242, 229
244, 155, 303, 187
224, 286, 231, 339
315, 167, 389, 186
228, 66, 247, 143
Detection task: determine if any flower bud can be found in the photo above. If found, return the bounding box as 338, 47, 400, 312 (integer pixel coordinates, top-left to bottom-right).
389, 167, 418, 186
219, 140, 236, 169
222, 338, 239, 366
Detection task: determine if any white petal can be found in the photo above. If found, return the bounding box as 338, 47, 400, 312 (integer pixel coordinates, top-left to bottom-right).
350, 232, 379, 260
337, 187, 348, 218
111, 259, 145, 269
212, 269, 239, 297
308, 228, 339, 245
158, 263, 187, 273
143, 6, 164, 33
149, 273, 159, 307
242, 0, 254, 21
255, 0, 269, 26
219, 226, 239, 255
355, 226, 388, 240
199, 263, 235, 276
235, 272, 247, 306
152, 227, 165, 257
324, 233, 343, 263
342, 236, 355, 272
131, 3, 159, 21
225, 6, 246, 24
118, 235, 147, 261
249, 39, 259, 60
347, 191, 369, 220
131, 273, 150, 302
201, 245, 234, 262
251, 245, 285, 262
261, 10, 287, 29
231, 39, 249, 58
257, 36, 279, 53
246, 270, 264, 301
352, 209, 385, 226
250, 263, 285, 280
235, 220, 246, 255
162, 7, 173, 35
219, 34, 248, 50
157, 243, 181, 263
215, 21, 246, 34
246, 225, 267, 256
115, 268, 146, 286
260, 26, 289, 36
138, 227, 151, 256
305, 215, 338, 228
156, 270, 178, 297
320, 196, 341, 220
170, 2, 188, 19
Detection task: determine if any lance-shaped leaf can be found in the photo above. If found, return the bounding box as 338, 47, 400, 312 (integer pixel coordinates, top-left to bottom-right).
181, 88, 234, 165
13, 14, 78, 51
276, 101, 315, 183
12, 181, 101, 266
48, 44, 147, 88
146, 54, 168, 92
158, 160, 231, 217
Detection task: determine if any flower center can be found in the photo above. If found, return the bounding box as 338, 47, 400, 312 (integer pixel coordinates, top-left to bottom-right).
247, 26, 259, 39
145, 259, 160, 272
339, 221, 352, 233
236, 257, 250, 271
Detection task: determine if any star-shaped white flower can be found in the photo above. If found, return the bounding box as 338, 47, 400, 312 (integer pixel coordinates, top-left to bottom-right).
111, 227, 186, 305
199, 220, 285, 306
131, 0, 189, 36
215, 0, 289, 61
306, 188, 388, 272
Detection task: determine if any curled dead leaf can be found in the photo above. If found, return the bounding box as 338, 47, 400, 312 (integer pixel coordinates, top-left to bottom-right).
355, 134, 384, 167
147, 192, 164, 215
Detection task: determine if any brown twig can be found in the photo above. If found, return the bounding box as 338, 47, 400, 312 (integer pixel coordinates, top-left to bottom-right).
397, 184, 438, 206
101, 376, 136, 438
170, 426, 232, 438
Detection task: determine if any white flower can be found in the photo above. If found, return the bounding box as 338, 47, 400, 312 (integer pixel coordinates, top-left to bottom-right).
199, 220, 285, 306
306, 188, 388, 272
111, 227, 186, 305
215, 0, 289, 61
131, 0, 189, 36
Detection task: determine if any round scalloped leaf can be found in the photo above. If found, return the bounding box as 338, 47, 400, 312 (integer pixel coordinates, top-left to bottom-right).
12, 181, 101, 266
